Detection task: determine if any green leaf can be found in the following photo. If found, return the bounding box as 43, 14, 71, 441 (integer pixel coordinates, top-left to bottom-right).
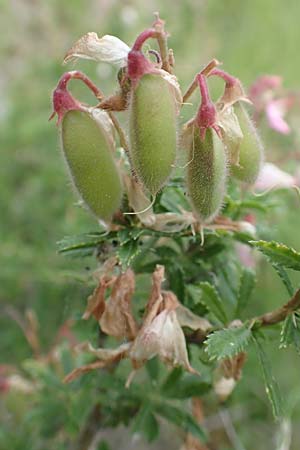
154, 402, 207, 442
199, 282, 228, 324
205, 324, 252, 360
97, 441, 111, 450
162, 368, 211, 400
145, 357, 160, 382
253, 336, 283, 419
57, 231, 110, 257
280, 313, 300, 353
250, 240, 300, 271
161, 367, 183, 393
235, 268, 256, 317
117, 229, 143, 269
272, 264, 294, 296
131, 404, 159, 442
163, 375, 211, 399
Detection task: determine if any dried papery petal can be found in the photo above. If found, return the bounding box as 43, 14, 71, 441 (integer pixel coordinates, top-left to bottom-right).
82, 275, 115, 321
162, 290, 179, 310
254, 162, 295, 191
124, 175, 156, 226
76, 341, 132, 360
158, 309, 197, 373
64, 341, 131, 383
214, 352, 246, 401
130, 308, 197, 374
99, 269, 138, 340
222, 352, 247, 381
176, 304, 212, 334
64, 33, 130, 67
144, 265, 165, 320
151, 211, 196, 233
214, 376, 236, 402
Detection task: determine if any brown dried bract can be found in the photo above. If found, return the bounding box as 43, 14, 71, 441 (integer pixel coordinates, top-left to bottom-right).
64, 342, 131, 383
100, 269, 138, 340
143, 265, 165, 320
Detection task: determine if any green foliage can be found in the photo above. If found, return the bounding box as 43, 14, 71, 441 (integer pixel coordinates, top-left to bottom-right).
153, 402, 207, 442
205, 324, 252, 360
251, 240, 300, 271
131, 404, 159, 442
235, 268, 256, 317
253, 335, 284, 420
280, 313, 300, 353
198, 282, 228, 324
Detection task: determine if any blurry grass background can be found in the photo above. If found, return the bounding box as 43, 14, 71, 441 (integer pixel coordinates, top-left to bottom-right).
1, 0, 300, 448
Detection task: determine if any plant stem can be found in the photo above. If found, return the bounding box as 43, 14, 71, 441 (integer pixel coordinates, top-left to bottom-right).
153, 12, 172, 72
182, 59, 221, 104
73, 403, 102, 450
254, 288, 300, 326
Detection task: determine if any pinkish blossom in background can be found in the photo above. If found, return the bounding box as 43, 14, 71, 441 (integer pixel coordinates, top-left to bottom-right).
265, 97, 295, 134
235, 242, 256, 269
254, 162, 297, 192
249, 75, 296, 134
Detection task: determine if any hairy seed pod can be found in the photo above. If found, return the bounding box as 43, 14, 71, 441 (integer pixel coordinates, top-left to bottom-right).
231, 103, 263, 184
61, 109, 123, 222
187, 127, 227, 223
129, 73, 177, 195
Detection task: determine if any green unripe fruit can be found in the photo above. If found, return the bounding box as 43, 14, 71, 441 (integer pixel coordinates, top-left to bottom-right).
61, 110, 123, 222
129, 74, 177, 195
231, 103, 263, 184
187, 127, 227, 223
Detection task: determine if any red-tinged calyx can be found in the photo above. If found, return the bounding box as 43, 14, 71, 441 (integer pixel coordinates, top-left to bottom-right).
49, 71, 102, 125
209, 68, 250, 107
195, 73, 221, 140
127, 28, 162, 84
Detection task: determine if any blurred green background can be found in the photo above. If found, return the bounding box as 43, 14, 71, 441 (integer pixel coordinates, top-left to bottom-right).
1, 0, 300, 449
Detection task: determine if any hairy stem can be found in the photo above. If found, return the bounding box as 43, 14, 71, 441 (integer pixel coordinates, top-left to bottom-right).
254, 288, 300, 326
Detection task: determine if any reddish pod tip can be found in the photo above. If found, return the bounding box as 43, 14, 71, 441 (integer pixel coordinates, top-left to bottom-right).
49, 71, 102, 125
195, 74, 221, 139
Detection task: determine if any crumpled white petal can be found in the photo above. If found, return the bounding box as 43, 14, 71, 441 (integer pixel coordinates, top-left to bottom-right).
64, 32, 130, 67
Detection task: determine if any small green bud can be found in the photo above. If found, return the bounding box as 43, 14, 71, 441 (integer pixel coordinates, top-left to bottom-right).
129, 73, 177, 195
61, 110, 123, 223
187, 127, 227, 223
231, 103, 263, 184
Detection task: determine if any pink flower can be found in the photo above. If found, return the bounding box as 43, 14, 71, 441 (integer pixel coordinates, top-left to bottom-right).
265, 98, 291, 134
254, 162, 296, 191
249, 75, 296, 135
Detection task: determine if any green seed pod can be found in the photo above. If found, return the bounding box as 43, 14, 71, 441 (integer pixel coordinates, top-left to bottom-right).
231, 103, 263, 184
187, 127, 227, 223
61, 109, 123, 223
129, 73, 177, 195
